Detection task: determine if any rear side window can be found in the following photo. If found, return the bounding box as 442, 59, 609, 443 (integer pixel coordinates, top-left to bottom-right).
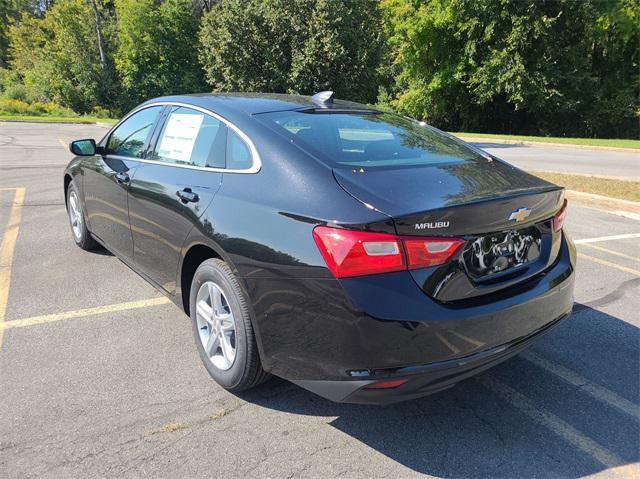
106, 106, 163, 158
151, 107, 227, 168
226, 129, 252, 170
258, 111, 484, 170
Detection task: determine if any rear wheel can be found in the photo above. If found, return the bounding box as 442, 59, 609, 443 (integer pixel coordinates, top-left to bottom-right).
189, 258, 269, 391
66, 180, 97, 250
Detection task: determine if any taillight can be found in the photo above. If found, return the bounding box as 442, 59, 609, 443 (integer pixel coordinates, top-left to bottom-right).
313, 226, 464, 278
312, 227, 405, 278
553, 199, 568, 232
404, 238, 465, 269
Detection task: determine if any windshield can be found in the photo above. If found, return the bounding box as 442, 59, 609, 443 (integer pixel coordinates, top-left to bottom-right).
258, 110, 485, 170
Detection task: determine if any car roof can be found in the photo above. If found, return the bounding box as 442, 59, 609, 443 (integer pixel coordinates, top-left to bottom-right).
141, 92, 373, 116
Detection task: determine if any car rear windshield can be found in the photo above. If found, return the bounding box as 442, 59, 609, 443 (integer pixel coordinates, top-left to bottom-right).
258, 110, 484, 170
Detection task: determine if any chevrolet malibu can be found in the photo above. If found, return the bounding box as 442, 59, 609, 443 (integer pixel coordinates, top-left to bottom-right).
64, 92, 575, 404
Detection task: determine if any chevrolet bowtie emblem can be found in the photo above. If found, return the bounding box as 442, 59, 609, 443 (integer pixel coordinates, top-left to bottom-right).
508, 207, 532, 222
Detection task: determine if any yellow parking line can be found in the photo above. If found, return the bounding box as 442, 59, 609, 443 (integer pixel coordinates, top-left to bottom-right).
0, 187, 26, 348
58, 138, 67, 150
0, 297, 172, 331
579, 243, 638, 262
479, 376, 639, 478
578, 253, 640, 277
522, 351, 638, 418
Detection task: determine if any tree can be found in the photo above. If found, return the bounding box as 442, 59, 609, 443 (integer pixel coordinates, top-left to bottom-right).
6, 0, 117, 111
381, 0, 638, 138
198, 0, 384, 103
114, 0, 205, 110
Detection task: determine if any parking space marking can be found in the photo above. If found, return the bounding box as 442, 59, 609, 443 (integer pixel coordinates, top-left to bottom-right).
579, 243, 639, 262
574, 233, 640, 245
479, 376, 639, 478
0, 187, 25, 348
577, 253, 640, 277
522, 351, 639, 418
0, 297, 172, 331
58, 138, 67, 150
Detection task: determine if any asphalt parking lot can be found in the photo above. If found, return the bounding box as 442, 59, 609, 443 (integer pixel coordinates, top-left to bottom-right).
0, 121, 638, 478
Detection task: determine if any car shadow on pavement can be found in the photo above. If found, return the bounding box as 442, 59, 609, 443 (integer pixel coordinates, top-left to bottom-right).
242, 304, 639, 478
90, 245, 114, 256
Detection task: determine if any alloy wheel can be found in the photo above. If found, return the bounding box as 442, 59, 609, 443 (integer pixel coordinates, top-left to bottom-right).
195, 281, 237, 371
68, 190, 83, 241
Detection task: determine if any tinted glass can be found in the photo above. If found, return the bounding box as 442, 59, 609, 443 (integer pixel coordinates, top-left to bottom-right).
151, 107, 227, 167
259, 111, 485, 170
226, 129, 252, 170
107, 106, 162, 158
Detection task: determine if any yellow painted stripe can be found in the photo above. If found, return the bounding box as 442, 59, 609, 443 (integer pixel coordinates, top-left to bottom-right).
58, 138, 67, 150
579, 243, 639, 262
574, 233, 640, 245
578, 253, 640, 277
522, 352, 639, 418
0, 297, 172, 331
479, 376, 639, 477
0, 187, 26, 348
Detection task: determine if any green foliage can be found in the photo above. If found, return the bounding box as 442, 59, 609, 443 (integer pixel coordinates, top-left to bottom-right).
6, 0, 118, 113
0, 0, 636, 139
381, 0, 639, 138
0, 97, 75, 116
115, 0, 204, 110
198, 0, 384, 103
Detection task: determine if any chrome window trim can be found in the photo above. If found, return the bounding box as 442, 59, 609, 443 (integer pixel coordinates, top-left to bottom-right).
106, 154, 230, 173
104, 101, 262, 174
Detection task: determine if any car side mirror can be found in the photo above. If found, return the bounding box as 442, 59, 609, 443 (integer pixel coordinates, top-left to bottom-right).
69, 139, 97, 156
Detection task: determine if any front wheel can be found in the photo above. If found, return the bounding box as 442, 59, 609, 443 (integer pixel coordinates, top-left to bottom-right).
189, 258, 269, 392
66, 180, 97, 250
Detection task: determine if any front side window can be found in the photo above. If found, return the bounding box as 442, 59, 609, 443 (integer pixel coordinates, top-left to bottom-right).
258, 110, 485, 170
151, 107, 227, 168
106, 106, 163, 158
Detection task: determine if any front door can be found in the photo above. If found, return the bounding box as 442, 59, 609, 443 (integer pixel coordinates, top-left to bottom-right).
127, 106, 226, 293
83, 106, 164, 259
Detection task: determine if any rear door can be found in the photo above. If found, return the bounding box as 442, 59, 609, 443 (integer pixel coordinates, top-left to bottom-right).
83, 105, 164, 259
127, 106, 226, 293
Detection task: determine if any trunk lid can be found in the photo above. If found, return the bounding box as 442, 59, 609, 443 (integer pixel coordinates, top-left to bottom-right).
332, 158, 562, 235
333, 159, 565, 302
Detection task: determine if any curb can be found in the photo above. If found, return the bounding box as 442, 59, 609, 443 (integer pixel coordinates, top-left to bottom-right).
565, 189, 640, 215
458, 136, 640, 154
0, 119, 98, 125
0, 119, 115, 126
528, 169, 639, 183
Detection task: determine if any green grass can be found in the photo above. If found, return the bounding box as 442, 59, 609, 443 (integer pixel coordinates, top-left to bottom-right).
452, 132, 640, 149
531, 171, 640, 202
0, 114, 117, 124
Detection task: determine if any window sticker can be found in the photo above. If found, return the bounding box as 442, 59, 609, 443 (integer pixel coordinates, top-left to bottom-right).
157, 113, 204, 163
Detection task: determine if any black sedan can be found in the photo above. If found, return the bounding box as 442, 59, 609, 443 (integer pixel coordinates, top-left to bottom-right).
64, 92, 575, 404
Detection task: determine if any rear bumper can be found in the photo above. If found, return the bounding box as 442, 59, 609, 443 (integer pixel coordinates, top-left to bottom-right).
244, 233, 576, 402
292, 311, 569, 404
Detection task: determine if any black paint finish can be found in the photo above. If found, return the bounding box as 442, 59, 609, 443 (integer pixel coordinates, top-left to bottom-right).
64, 93, 576, 404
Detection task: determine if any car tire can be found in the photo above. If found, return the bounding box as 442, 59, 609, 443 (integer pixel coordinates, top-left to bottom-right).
189, 258, 269, 392
66, 180, 98, 251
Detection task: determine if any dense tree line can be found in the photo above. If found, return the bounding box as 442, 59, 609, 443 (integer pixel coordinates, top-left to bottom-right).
0, 0, 637, 138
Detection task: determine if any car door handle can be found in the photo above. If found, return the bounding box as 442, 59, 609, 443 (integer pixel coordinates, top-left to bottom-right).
176, 188, 199, 203
115, 172, 130, 184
